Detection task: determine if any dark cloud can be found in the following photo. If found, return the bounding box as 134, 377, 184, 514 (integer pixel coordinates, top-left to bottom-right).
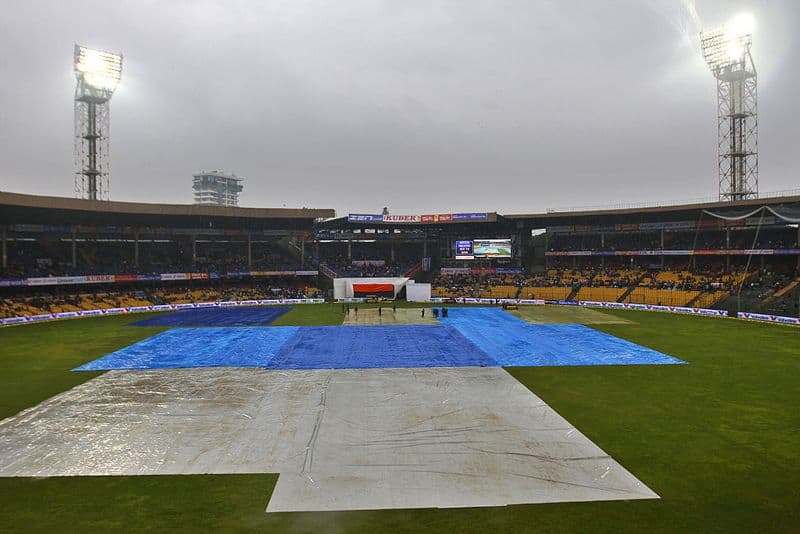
0, 1, 797, 214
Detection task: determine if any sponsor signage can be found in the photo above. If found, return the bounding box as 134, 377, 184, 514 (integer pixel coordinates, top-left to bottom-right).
160, 273, 188, 281
440, 267, 470, 275
382, 214, 420, 223
347, 214, 384, 222
27, 276, 88, 286
452, 213, 488, 221
496, 267, 524, 274
739, 312, 800, 325
346, 212, 488, 224
446, 298, 544, 305
578, 301, 729, 317
83, 275, 114, 284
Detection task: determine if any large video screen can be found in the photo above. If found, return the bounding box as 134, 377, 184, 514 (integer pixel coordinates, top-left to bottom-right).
455, 239, 512, 259
473, 239, 512, 258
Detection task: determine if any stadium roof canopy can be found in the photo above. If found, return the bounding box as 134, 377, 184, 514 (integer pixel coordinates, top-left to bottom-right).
503, 194, 800, 229
0, 191, 335, 231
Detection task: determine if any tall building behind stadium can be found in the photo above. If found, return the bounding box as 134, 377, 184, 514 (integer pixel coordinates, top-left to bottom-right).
192, 171, 244, 207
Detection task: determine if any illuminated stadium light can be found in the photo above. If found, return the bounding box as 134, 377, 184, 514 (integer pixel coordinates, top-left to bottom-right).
74, 45, 122, 94
700, 15, 758, 202
73, 44, 123, 201
700, 14, 754, 73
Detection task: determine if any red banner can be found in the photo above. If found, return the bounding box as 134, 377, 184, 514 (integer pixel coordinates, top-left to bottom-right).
352, 283, 394, 294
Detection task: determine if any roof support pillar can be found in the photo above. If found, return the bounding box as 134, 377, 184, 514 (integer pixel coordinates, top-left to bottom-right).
1, 226, 7, 269
247, 235, 252, 269
71, 230, 77, 269
134, 230, 139, 268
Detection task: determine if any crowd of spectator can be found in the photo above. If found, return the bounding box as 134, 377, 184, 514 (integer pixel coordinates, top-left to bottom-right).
0, 280, 322, 319
431, 264, 798, 302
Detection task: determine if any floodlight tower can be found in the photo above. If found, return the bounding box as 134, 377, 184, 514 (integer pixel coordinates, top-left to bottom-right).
73, 45, 123, 201
700, 15, 758, 201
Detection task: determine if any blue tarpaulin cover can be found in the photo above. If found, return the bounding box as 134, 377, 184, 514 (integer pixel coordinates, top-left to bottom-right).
129, 306, 291, 327
268, 325, 496, 369
76, 307, 683, 371
75, 327, 299, 370
438, 307, 684, 367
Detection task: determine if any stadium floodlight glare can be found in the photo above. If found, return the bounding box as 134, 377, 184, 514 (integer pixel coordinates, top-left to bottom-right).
74, 45, 123, 94
700, 14, 758, 202
700, 13, 754, 73
73, 44, 123, 201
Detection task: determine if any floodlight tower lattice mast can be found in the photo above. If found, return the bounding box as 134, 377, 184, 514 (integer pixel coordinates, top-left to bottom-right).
701, 20, 758, 202
73, 45, 123, 201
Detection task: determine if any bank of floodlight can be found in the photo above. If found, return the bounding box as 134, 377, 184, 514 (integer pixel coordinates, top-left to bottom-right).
74, 45, 123, 95
700, 14, 758, 202
700, 13, 754, 74
73, 44, 123, 201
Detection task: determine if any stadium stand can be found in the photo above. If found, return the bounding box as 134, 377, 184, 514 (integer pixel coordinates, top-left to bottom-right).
2, 191, 798, 320
0, 281, 322, 319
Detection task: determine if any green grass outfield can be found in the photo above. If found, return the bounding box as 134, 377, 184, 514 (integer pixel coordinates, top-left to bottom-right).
0, 304, 798, 532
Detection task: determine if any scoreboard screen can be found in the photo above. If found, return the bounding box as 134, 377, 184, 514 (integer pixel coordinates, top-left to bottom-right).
455, 240, 474, 260
455, 239, 512, 259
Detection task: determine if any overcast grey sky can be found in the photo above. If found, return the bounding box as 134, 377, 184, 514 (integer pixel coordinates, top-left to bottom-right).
0, 1, 797, 215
